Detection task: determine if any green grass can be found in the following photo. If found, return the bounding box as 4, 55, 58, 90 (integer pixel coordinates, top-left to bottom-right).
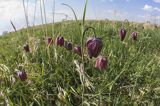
0, 20, 160, 105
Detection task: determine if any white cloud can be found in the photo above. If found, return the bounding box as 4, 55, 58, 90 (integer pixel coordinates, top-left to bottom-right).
0, 0, 23, 20
103, 9, 128, 20
100, 0, 113, 2
100, 0, 130, 2
143, 4, 160, 12
154, 7, 160, 11
0, 0, 62, 34
143, 4, 153, 11
126, 0, 131, 2
101, 0, 106, 2
0, 0, 37, 34
109, 0, 114, 2
138, 14, 160, 25
153, 0, 160, 3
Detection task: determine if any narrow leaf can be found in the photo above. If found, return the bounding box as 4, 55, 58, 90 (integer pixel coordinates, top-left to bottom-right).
62, 3, 78, 21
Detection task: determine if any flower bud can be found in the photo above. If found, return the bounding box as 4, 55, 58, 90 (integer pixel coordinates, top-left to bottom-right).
87, 37, 103, 58
119, 28, 127, 41
23, 44, 30, 52
65, 41, 73, 50
131, 32, 138, 40
48, 37, 53, 45
17, 71, 27, 81
74, 45, 82, 56
55, 36, 64, 47
95, 56, 107, 70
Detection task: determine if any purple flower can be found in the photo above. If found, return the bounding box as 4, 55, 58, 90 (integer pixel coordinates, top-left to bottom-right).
17, 71, 27, 81
131, 32, 138, 40
48, 37, 53, 45
23, 44, 30, 52
55, 36, 64, 47
65, 41, 73, 50
95, 56, 107, 70
119, 28, 127, 41
87, 37, 103, 58
74, 45, 82, 56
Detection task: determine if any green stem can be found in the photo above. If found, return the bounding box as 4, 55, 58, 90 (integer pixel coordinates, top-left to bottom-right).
32, 0, 37, 35
22, 0, 30, 38
39, 0, 45, 36
80, 26, 96, 105
81, 27, 96, 62
61, 3, 78, 21
42, 0, 48, 36
81, 1, 88, 105
52, 0, 55, 37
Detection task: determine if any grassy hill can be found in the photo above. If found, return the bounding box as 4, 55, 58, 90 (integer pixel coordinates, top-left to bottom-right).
0, 20, 160, 105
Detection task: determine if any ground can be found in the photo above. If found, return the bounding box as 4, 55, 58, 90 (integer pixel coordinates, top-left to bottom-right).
0, 20, 160, 105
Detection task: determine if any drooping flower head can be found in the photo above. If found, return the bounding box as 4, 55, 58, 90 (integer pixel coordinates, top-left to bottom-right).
119, 28, 127, 41
95, 56, 107, 70
23, 44, 30, 52
65, 41, 73, 50
48, 37, 53, 45
131, 32, 138, 40
17, 71, 27, 81
55, 36, 64, 47
74, 45, 82, 56
87, 37, 103, 58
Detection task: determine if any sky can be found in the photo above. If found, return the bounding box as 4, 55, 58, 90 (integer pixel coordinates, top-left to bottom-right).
0, 0, 160, 35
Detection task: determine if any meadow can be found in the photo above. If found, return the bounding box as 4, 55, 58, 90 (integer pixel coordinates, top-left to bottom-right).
0, 1, 160, 106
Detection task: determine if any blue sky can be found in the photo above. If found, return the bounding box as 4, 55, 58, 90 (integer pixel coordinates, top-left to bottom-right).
0, 0, 160, 35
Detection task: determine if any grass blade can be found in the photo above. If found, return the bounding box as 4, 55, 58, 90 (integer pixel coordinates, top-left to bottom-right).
10, 20, 17, 33
82, 0, 88, 26
61, 3, 78, 21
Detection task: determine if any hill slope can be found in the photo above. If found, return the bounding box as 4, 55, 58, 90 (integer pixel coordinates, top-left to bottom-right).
0, 20, 160, 105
